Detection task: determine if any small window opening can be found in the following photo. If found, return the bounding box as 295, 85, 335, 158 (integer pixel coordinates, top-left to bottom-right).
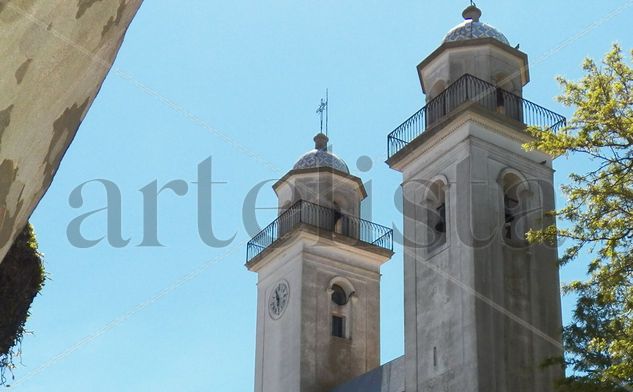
331, 284, 348, 306
433, 346, 438, 367
332, 316, 345, 338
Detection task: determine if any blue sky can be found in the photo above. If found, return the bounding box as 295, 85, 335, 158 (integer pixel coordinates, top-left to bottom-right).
10, 1, 633, 390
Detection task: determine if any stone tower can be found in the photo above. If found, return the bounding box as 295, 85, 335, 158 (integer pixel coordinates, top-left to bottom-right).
386, 5, 565, 392
246, 133, 393, 392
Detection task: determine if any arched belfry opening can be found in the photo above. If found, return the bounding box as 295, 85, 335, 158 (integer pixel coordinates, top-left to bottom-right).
328, 277, 356, 340
425, 178, 448, 248
500, 170, 531, 244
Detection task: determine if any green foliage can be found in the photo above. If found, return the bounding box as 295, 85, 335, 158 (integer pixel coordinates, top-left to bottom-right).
525, 44, 633, 390
555, 281, 631, 391
0, 224, 45, 385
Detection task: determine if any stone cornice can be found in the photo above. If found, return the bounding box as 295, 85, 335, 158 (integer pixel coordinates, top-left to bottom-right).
273, 167, 367, 199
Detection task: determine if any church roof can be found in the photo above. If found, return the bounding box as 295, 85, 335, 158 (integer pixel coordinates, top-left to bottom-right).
443, 5, 510, 46
330, 356, 404, 392
293, 133, 350, 174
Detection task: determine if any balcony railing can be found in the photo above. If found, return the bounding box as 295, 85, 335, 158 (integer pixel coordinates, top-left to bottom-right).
246, 200, 393, 263
387, 74, 567, 159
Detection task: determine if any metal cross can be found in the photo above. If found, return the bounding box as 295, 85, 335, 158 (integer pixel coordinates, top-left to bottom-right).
316, 89, 329, 135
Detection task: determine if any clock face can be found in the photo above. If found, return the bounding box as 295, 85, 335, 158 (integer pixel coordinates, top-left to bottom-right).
268, 280, 290, 319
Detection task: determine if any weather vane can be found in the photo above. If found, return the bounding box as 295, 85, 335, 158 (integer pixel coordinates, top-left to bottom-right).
316, 89, 329, 136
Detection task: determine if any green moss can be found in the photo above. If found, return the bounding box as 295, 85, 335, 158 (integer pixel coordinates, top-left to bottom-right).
0, 224, 45, 385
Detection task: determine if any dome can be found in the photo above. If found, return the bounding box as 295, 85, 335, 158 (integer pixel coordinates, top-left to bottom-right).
443, 5, 510, 46
293, 133, 350, 174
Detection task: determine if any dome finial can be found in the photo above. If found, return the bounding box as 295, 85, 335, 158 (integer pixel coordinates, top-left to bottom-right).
462, 3, 482, 22
314, 133, 329, 151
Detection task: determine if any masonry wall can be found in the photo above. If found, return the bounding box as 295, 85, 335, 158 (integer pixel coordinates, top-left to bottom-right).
400, 115, 563, 392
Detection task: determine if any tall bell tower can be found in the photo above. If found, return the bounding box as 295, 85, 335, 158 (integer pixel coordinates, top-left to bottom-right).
247, 132, 393, 392
386, 5, 565, 391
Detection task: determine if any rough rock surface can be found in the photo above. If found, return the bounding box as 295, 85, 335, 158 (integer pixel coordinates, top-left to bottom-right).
0, 0, 143, 263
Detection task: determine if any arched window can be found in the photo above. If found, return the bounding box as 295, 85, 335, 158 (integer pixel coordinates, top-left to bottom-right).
426, 179, 448, 248
328, 278, 355, 339
500, 171, 529, 243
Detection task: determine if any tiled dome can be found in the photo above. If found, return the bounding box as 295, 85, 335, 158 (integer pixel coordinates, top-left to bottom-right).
293, 133, 349, 174
443, 5, 510, 46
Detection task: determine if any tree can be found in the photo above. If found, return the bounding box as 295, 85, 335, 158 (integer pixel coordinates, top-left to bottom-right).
555, 280, 630, 392
525, 44, 633, 390
0, 224, 45, 386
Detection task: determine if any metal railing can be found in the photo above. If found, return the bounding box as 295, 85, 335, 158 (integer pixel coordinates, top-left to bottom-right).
246, 200, 393, 263
387, 74, 567, 159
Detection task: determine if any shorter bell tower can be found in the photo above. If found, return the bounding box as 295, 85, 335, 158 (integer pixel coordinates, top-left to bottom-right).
246, 133, 393, 392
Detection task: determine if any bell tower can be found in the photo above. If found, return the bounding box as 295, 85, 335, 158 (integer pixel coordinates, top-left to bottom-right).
386, 5, 564, 392
247, 133, 393, 392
